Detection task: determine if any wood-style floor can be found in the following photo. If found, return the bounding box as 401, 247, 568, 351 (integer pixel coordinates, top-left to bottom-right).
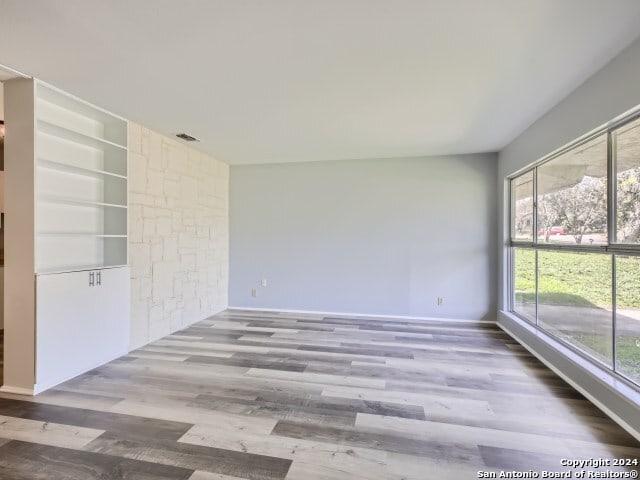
0, 310, 638, 479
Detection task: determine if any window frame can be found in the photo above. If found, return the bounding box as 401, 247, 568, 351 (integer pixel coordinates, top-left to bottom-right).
508, 106, 640, 389
510, 171, 535, 244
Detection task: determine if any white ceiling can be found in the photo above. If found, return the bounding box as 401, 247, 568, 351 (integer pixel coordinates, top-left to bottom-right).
1, 1, 640, 165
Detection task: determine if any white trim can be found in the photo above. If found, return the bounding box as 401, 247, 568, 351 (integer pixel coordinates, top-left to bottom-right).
502, 313, 640, 395
227, 306, 495, 324
498, 312, 640, 442
128, 306, 229, 353
0, 385, 35, 396
35, 79, 128, 122
0, 62, 30, 80
32, 349, 128, 395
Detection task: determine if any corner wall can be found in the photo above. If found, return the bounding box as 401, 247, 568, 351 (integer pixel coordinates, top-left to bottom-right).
2, 78, 36, 393
230, 154, 497, 320
128, 124, 229, 349
498, 36, 640, 309
497, 36, 640, 437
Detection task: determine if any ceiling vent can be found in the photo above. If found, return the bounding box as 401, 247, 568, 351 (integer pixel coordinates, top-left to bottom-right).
176, 133, 199, 142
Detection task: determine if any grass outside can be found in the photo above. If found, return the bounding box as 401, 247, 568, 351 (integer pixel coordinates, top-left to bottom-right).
616, 336, 640, 382
513, 248, 640, 382
565, 332, 640, 383
514, 249, 640, 308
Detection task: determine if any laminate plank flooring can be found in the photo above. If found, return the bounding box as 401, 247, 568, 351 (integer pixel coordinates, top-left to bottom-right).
0, 441, 194, 480
0, 309, 638, 480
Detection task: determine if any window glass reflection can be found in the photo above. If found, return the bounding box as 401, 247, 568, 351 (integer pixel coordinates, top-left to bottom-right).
538, 251, 612, 366
512, 171, 534, 241
513, 248, 536, 322
615, 255, 640, 384
537, 135, 607, 245
614, 118, 640, 244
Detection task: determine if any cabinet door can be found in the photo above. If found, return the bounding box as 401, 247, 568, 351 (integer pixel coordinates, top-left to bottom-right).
36, 267, 130, 391
95, 266, 130, 357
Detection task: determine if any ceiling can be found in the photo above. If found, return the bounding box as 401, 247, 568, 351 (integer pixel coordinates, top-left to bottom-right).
1, 1, 640, 165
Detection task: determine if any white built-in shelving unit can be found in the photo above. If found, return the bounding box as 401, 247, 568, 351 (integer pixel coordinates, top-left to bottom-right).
35, 84, 128, 274
2, 78, 131, 394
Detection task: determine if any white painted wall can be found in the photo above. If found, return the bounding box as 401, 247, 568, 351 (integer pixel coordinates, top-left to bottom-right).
230, 154, 497, 320
2, 78, 36, 392
1, 82, 4, 330
0, 82, 4, 120
128, 124, 229, 350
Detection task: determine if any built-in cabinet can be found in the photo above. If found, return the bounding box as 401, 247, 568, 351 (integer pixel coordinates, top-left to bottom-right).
36, 267, 129, 388
2, 78, 130, 394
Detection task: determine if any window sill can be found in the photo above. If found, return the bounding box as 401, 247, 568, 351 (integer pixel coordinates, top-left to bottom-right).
498, 310, 640, 441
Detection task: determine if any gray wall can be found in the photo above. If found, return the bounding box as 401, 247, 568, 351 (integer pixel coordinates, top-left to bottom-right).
496, 36, 640, 439
498, 35, 640, 309
230, 154, 497, 320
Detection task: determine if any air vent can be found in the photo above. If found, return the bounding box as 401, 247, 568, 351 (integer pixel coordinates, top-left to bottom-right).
176, 133, 199, 142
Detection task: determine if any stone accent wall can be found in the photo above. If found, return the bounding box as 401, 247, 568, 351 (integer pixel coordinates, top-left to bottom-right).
128, 123, 229, 350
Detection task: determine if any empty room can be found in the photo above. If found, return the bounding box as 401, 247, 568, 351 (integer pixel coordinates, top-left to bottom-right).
0, 1, 639, 479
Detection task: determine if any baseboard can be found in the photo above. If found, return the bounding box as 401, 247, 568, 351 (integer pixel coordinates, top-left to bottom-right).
129, 306, 230, 353
227, 305, 495, 323
0, 385, 35, 396
498, 312, 640, 442
32, 348, 128, 395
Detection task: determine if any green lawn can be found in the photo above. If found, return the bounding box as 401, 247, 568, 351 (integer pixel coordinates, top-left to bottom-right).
616, 336, 640, 381
514, 249, 640, 308
513, 248, 640, 382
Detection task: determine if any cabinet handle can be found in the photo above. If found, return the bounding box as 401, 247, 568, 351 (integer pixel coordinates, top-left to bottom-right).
96, 271, 102, 286
89, 272, 95, 287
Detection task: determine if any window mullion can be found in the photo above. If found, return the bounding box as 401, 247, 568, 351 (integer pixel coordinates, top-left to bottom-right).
607, 131, 616, 245
612, 254, 617, 374
508, 107, 640, 387
533, 167, 539, 325
533, 167, 538, 247
607, 132, 617, 374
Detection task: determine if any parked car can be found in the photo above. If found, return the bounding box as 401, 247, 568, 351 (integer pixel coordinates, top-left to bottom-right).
538, 226, 566, 236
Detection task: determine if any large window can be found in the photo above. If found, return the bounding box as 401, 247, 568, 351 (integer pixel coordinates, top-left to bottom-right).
512, 171, 534, 241
614, 117, 640, 245
537, 134, 607, 246
510, 112, 640, 388
512, 248, 535, 321
616, 255, 640, 384
537, 251, 613, 367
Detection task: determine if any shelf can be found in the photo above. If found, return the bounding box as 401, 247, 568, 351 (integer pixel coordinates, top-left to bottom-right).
37, 264, 130, 276
38, 85, 125, 124
38, 158, 127, 180
38, 120, 127, 152
37, 233, 127, 238
38, 195, 127, 209
34, 82, 129, 279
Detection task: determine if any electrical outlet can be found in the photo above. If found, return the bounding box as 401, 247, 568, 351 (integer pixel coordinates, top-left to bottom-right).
437, 297, 444, 306
261, 279, 268, 287
251, 288, 257, 298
